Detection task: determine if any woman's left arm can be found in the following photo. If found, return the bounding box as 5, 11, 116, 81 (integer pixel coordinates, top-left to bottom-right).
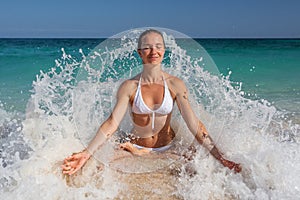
173, 78, 242, 173
172, 78, 211, 145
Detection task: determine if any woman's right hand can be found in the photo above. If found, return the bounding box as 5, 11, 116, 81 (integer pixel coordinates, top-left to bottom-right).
61, 149, 91, 175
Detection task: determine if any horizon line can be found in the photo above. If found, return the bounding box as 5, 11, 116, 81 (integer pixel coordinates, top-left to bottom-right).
1, 37, 299, 39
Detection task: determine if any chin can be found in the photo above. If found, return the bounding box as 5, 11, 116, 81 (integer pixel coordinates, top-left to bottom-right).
146, 62, 161, 66
148, 60, 162, 65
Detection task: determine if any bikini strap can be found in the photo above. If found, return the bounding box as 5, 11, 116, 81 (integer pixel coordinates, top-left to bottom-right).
137, 74, 142, 88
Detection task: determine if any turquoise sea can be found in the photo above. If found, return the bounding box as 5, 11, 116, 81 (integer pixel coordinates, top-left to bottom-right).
1, 39, 299, 114
1, 35, 300, 199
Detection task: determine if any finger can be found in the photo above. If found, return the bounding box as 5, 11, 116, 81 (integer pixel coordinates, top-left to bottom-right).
61, 164, 72, 171
63, 160, 84, 175
62, 165, 78, 175
64, 156, 75, 163
70, 157, 89, 175
66, 160, 79, 168
63, 159, 75, 168
62, 167, 72, 174
62, 169, 73, 175
234, 164, 242, 173
68, 166, 81, 175
63, 159, 72, 165
64, 152, 81, 161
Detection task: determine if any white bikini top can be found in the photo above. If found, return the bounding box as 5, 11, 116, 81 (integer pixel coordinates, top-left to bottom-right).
132, 75, 174, 129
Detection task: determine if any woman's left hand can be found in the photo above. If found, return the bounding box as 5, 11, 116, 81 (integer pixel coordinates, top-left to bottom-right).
220, 158, 242, 173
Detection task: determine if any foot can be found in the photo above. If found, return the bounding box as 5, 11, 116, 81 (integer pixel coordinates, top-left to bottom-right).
119, 142, 151, 156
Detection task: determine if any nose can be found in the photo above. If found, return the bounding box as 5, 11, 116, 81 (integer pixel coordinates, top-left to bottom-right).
150, 47, 158, 54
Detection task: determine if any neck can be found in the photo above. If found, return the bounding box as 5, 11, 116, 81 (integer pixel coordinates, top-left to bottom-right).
141, 64, 163, 83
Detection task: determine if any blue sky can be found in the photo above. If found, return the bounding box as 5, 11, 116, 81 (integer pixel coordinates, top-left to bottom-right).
0, 0, 299, 38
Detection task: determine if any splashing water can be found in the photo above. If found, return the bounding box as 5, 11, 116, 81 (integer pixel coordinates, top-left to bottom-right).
1, 28, 300, 199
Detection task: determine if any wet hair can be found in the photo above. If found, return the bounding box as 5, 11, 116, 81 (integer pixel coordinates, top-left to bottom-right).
137, 29, 166, 49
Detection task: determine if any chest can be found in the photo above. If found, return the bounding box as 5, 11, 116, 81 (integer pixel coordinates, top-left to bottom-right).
141, 84, 164, 109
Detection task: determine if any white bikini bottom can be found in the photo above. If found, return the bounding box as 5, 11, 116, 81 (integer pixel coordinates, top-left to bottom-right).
132, 143, 173, 152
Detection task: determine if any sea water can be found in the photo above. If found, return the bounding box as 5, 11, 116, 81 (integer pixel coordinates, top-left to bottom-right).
0, 30, 300, 199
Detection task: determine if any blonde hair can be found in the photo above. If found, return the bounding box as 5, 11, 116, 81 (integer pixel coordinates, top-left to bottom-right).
137, 29, 166, 49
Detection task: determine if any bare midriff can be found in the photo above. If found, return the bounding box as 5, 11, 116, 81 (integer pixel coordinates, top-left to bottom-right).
130, 116, 175, 148
129, 110, 175, 148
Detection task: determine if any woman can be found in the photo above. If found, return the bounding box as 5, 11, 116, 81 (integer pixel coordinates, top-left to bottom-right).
62, 29, 241, 175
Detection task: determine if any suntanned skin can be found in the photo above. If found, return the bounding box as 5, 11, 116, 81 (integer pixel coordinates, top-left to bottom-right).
61, 31, 241, 175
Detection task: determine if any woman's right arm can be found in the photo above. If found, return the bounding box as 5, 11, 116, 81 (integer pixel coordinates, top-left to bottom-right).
61, 80, 133, 175
85, 80, 132, 155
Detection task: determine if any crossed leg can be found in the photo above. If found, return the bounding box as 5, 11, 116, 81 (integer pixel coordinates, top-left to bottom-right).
119, 142, 151, 156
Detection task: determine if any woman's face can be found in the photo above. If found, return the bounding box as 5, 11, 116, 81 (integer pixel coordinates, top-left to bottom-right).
138, 32, 165, 65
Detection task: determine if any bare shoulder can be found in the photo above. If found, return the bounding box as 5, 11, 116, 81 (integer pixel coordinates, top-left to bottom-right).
164, 72, 187, 95
117, 75, 139, 97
